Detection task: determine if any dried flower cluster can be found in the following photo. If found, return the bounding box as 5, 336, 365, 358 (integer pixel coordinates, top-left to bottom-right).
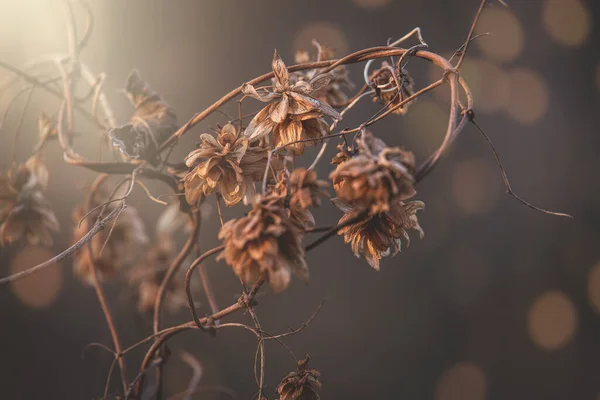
369, 60, 415, 114
109, 69, 178, 162
218, 189, 309, 292
183, 123, 270, 206
276, 356, 322, 400
0, 4, 532, 398
292, 41, 354, 106
330, 132, 424, 269
72, 190, 148, 283
0, 156, 59, 246
243, 51, 341, 155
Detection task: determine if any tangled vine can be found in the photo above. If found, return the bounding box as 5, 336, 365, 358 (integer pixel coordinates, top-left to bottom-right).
0, 1, 570, 399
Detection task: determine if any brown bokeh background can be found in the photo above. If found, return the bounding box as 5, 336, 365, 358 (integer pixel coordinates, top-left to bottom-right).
1, 0, 599, 399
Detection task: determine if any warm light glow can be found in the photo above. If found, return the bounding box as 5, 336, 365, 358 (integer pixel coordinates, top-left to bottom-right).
543, 0, 591, 47
475, 7, 524, 62
459, 58, 510, 114
402, 99, 448, 154
506, 68, 549, 125
588, 261, 600, 315
353, 0, 391, 9
528, 291, 577, 350
294, 22, 349, 56
435, 362, 486, 400
452, 159, 501, 215
10, 246, 63, 308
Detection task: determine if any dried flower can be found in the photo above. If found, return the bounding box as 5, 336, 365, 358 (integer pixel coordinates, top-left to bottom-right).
109, 69, 178, 161
72, 190, 148, 284
128, 241, 185, 313
369, 61, 415, 114
292, 41, 354, 106
243, 51, 341, 155
276, 356, 321, 400
183, 123, 271, 207
287, 168, 329, 228
0, 156, 59, 246
334, 198, 424, 270
330, 131, 416, 214
218, 192, 308, 292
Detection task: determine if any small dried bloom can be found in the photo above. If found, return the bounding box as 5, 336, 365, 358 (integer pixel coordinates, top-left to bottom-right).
109, 69, 178, 161
292, 41, 354, 106
276, 356, 321, 400
369, 61, 415, 114
330, 132, 416, 214
72, 190, 148, 284
287, 168, 329, 228
183, 123, 271, 207
334, 198, 424, 270
0, 156, 59, 246
128, 241, 185, 313
218, 192, 308, 292
243, 51, 341, 155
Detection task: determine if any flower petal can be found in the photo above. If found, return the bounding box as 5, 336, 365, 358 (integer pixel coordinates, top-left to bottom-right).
272, 50, 289, 90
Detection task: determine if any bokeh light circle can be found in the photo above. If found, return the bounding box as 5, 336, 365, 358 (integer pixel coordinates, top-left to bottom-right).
475, 7, 524, 62
506, 68, 549, 125
435, 362, 486, 400
10, 246, 62, 308
528, 290, 577, 350
452, 158, 501, 215
587, 261, 600, 314
543, 0, 591, 47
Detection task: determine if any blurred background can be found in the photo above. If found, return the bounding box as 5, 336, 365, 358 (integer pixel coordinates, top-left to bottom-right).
0, 0, 599, 399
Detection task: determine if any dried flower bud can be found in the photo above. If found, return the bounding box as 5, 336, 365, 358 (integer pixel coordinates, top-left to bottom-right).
109, 69, 178, 162
334, 198, 424, 270
128, 241, 185, 314
183, 123, 272, 207
218, 193, 308, 292
369, 61, 415, 114
287, 168, 329, 228
0, 156, 59, 246
276, 355, 321, 400
292, 41, 354, 107
72, 189, 148, 284
243, 51, 341, 155
330, 132, 416, 214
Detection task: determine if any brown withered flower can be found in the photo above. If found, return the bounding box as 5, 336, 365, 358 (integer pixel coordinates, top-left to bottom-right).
369, 61, 415, 115
276, 356, 322, 400
242, 50, 341, 155
128, 201, 188, 313
330, 131, 416, 214
128, 241, 185, 313
287, 168, 329, 228
217, 192, 308, 292
334, 198, 424, 270
0, 156, 59, 246
292, 41, 354, 106
109, 69, 178, 162
183, 123, 272, 207
72, 190, 148, 284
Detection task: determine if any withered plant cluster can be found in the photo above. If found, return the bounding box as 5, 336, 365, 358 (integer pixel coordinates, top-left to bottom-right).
0, 1, 569, 399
